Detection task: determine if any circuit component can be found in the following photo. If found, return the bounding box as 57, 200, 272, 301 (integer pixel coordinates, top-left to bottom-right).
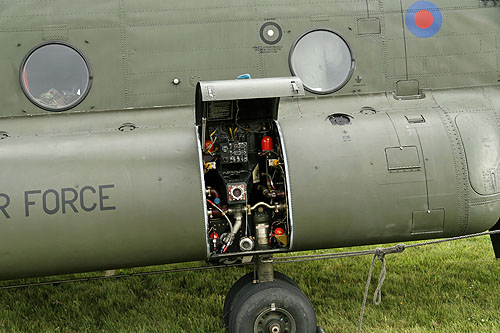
273, 227, 288, 246
220, 141, 248, 164
205, 161, 216, 171
261, 136, 273, 151
239, 237, 254, 251
227, 183, 246, 203
267, 159, 279, 167
204, 140, 215, 153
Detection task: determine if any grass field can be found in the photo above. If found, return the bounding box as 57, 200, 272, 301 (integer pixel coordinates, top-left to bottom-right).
0, 236, 498, 332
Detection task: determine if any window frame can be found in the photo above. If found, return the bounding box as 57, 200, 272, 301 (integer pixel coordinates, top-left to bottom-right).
288, 28, 355, 95
19, 41, 93, 112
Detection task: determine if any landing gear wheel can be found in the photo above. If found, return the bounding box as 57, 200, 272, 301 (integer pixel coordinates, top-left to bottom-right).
227, 280, 317, 333
223, 271, 298, 328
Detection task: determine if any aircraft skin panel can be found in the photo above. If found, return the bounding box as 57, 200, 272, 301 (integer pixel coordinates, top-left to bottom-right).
278, 90, 500, 251
432, 88, 500, 234
123, 1, 253, 24
0, 108, 207, 280
0, 0, 497, 279
0, 1, 499, 116
456, 112, 500, 196
0, 27, 125, 112
401, 7, 500, 89
0, 89, 496, 278
0, 1, 120, 28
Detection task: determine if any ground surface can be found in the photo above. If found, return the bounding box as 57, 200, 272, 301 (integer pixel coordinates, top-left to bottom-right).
0, 236, 498, 332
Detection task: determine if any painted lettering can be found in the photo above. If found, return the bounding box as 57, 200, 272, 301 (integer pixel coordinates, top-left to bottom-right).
80, 186, 97, 212
0, 193, 11, 219
61, 188, 78, 214
19, 184, 116, 218
42, 189, 60, 215
99, 184, 116, 211
25, 190, 42, 217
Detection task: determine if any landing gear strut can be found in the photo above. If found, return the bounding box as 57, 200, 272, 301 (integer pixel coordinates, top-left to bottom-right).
224, 207, 323, 332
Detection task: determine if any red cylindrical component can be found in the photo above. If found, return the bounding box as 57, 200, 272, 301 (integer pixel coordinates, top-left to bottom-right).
261, 136, 273, 152
207, 187, 220, 200
204, 140, 214, 152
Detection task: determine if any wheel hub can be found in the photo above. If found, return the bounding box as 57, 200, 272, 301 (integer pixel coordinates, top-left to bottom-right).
254, 306, 296, 333
268, 322, 281, 333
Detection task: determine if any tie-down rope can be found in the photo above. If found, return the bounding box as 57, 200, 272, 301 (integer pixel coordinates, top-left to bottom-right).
356, 229, 500, 333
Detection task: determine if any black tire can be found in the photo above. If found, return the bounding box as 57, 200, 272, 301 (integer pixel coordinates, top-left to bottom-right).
223, 272, 254, 327
273, 271, 299, 289
227, 279, 317, 333
223, 271, 299, 328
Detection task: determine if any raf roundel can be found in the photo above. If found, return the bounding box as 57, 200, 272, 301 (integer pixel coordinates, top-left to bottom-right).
406, 1, 442, 38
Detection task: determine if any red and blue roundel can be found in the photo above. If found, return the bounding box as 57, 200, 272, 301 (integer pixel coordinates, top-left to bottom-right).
406, 1, 442, 38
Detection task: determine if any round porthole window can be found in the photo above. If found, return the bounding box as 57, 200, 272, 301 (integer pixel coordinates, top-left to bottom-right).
20, 43, 92, 111
289, 29, 354, 94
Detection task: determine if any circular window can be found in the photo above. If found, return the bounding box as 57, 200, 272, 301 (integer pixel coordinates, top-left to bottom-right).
289, 29, 354, 94
20, 43, 92, 111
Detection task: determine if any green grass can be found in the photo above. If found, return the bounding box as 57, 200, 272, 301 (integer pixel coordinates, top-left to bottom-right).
0, 237, 499, 332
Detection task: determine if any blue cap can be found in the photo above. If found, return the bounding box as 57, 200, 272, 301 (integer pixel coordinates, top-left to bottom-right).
214, 198, 221, 205
237, 74, 252, 79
